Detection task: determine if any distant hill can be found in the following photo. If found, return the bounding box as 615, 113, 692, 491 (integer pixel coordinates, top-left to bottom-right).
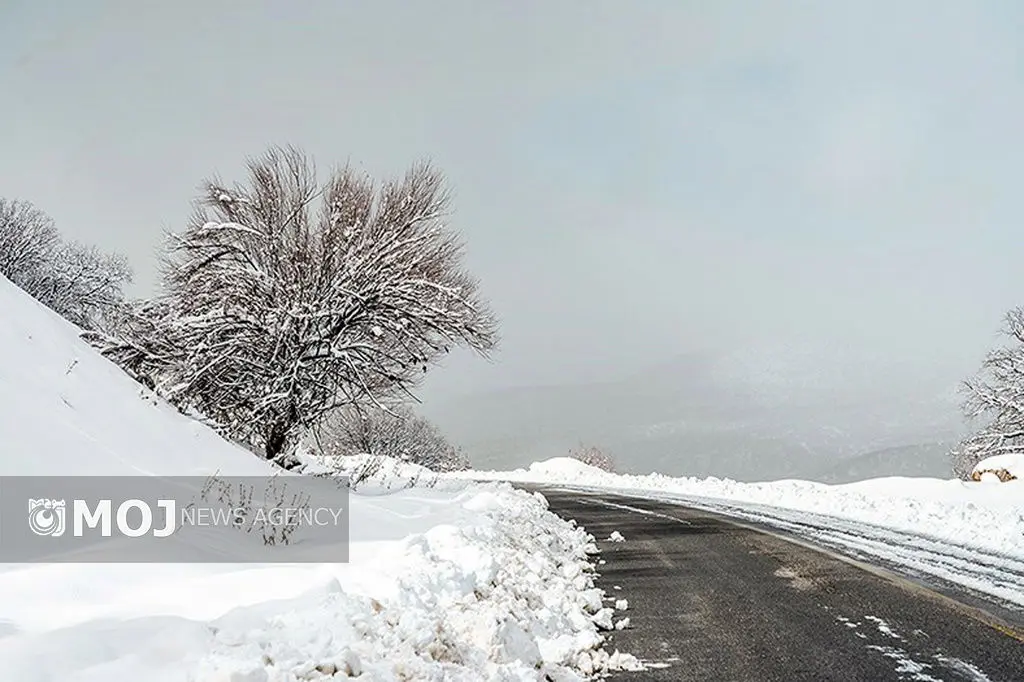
807, 441, 955, 483
420, 346, 968, 482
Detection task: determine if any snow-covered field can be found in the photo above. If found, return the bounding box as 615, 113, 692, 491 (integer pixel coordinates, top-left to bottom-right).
460, 458, 1024, 612
0, 276, 636, 681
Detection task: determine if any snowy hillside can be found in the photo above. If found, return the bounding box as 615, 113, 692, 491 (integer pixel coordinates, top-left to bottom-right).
0, 275, 267, 477
0, 276, 636, 680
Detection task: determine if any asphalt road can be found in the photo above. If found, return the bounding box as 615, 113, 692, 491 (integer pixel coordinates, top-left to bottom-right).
535, 487, 1024, 682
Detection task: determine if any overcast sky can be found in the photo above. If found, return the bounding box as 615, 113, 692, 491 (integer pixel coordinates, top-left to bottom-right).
2, 1, 1022, 400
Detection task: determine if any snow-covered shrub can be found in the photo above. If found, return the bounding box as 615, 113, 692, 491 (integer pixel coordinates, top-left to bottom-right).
569, 444, 616, 473
312, 404, 471, 475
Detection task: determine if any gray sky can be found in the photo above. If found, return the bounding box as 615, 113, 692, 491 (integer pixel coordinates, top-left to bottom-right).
2, 1, 1022, 400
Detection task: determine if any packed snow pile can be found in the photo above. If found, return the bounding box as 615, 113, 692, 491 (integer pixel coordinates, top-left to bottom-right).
195, 487, 639, 680
971, 453, 1023, 482
526, 457, 610, 480
1, 484, 639, 680
0, 276, 637, 679
459, 457, 1024, 560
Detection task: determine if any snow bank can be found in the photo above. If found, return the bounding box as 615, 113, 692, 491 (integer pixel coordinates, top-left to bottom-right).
197, 486, 636, 680
460, 458, 1024, 560
0, 277, 636, 679
0, 484, 637, 680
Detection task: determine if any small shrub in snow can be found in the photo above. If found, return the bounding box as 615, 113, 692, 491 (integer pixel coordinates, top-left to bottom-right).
311, 404, 471, 477
569, 443, 616, 473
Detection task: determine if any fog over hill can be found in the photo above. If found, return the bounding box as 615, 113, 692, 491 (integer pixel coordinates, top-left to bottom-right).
421, 344, 969, 482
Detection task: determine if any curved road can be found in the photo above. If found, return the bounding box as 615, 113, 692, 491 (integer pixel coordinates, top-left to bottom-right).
534, 487, 1024, 682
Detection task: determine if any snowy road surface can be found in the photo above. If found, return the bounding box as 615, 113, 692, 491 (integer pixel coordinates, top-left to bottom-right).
536, 487, 1024, 682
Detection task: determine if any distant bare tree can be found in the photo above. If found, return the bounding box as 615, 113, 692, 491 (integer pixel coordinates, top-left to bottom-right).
0, 198, 132, 330
314, 404, 470, 472
0, 199, 61, 287
35, 243, 133, 329
952, 307, 1024, 478
138, 146, 496, 464
569, 443, 616, 473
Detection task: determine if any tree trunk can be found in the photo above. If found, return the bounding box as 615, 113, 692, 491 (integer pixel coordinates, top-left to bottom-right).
265, 421, 290, 461
264, 403, 301, 469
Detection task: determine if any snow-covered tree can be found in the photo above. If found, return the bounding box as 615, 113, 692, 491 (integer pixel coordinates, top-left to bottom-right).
0, 198, 132, 330
952, 307, 1024, 478
314, 404, 470, 471
569, 444, 616, 473
146, 146, 497, 464
0, 198, 61, 286
34, 242, 133, 329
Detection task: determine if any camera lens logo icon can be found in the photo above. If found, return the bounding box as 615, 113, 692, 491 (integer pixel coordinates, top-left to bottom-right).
28, 498, 66, 537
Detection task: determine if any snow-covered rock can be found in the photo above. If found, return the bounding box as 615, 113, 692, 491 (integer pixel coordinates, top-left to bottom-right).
971, 453, 1024, 481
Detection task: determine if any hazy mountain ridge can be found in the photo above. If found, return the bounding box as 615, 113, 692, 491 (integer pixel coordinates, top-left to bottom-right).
808, 442, 956, 483
422, 347, 967, 481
